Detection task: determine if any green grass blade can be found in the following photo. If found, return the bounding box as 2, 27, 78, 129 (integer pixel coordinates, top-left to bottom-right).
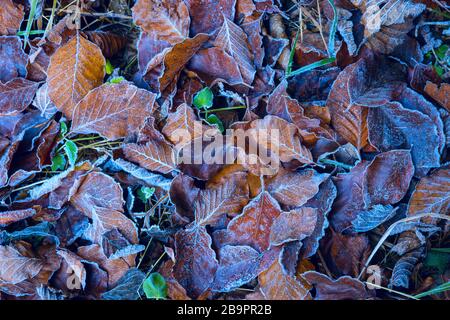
23, 0, 39, 48
287, 57, 336, 78
286, 27, 301, 76
414, 281, 450, 299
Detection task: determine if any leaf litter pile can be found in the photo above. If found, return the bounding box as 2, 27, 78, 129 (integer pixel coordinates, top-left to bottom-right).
0, 0, 449, 301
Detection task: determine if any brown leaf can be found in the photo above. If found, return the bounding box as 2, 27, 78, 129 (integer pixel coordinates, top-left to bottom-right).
122, 140, 177, 175
248, 115, 313, 165
71, 82, 156, 140
408, 166, 450, 216
162, 103, 213, 144
56, 249, 87, 289
327, 54, 404, 149
269, 207, 318, 246
77, 244, 132, 288
213, 17, 256, 85
70, 172, 138, 245
0, 78, 40, 116
302, 271, 373, 300
0, 36, 28, 83
363, 150, 414, 207
0, 245, 44, 284
47, 33, 105, 119
132, 0, 190, 44
173, 226, 218, 298
0, 0, 24, 36
82, 31, 127, 59
424, 82, 450, 111
188, 47, 245, 86
226, 191, 282, 252
267, 168, 329, 208
321, 230, 370, 277
184, 0, 236, 35
143, 34, 209, 94
0, 208, 36, 227
258, 258, 311, 300
194, 172, 249, 227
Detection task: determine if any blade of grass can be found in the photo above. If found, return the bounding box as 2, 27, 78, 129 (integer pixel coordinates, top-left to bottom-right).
414, 281, 450, 299
287, 57, 336, 78
23, 0, 40, 48
286, 27, 300, 76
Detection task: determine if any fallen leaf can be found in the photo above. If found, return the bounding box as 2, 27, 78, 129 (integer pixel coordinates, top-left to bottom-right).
47, 33, 106, 119
173, 225, 218, 298
71, 82, 156, 140
0, 245, 44, 284
269, 207, 317, 246
132, 0, 190, 44
226, 191, 282, 252
122, 140, 177, 175
0, 209, 36, 227
0, 36, 28, 83
184, 0, 236, 35
0, 0, 25, 36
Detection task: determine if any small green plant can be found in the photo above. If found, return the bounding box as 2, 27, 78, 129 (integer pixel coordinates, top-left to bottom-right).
105, 60, 114, 75
63, 140, 78, 167
143, 273, 167, 300
193, 87, 214, 110
109, 76, 125, 84
137, 186, 155, 203
51, 153, 66, 171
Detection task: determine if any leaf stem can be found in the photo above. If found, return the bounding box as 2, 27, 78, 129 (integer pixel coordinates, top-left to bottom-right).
200, 105, 247, 113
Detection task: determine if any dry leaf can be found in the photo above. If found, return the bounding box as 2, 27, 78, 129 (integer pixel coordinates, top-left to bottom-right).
47, 33, 106, 119
0, 78, 39, 116
71, 82, 156, 140
0, 0, 25, 36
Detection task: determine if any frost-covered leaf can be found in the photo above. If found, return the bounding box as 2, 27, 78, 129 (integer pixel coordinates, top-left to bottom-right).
213, 17, 255, 85
0, 0, 25, 35
173, 226, 218, 298
194, 173, 249, 227
0, 209, 36, 227
184, 0, 236, 34
0, 36, 28, 83
257, 258, 311, 300
70, 172, 138, 245
408, 166, 450, 216
102, 268, 146, 300
71, 82, 156, 140
132, 0, 190, 44
269, 207, 317, 246
123, 140, 177, 175
47, 33, 106, 119
302, 271, 373, 300
352, 205, 396, 233
225, 191, 282, 252
32, 83, 58, 119
143, 272, 167, 299
0, 78, 40, 116
0, 245, 44, 284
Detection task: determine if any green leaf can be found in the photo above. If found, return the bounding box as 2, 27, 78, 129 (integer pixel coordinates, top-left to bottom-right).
105, 60, 114, 75
414, 281, 450, 299
436, 45, 448, 60
60, 121, 68, 137
143, 273, 167, 300
109, 76, 125, 84
434, 64, 444, 77
51, 153, 66, 171
206, 114, 224, 133
137, 186, 155, 203
287, 57, 336, 78
64, 140, 78, 167
193, 87, 214, 110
